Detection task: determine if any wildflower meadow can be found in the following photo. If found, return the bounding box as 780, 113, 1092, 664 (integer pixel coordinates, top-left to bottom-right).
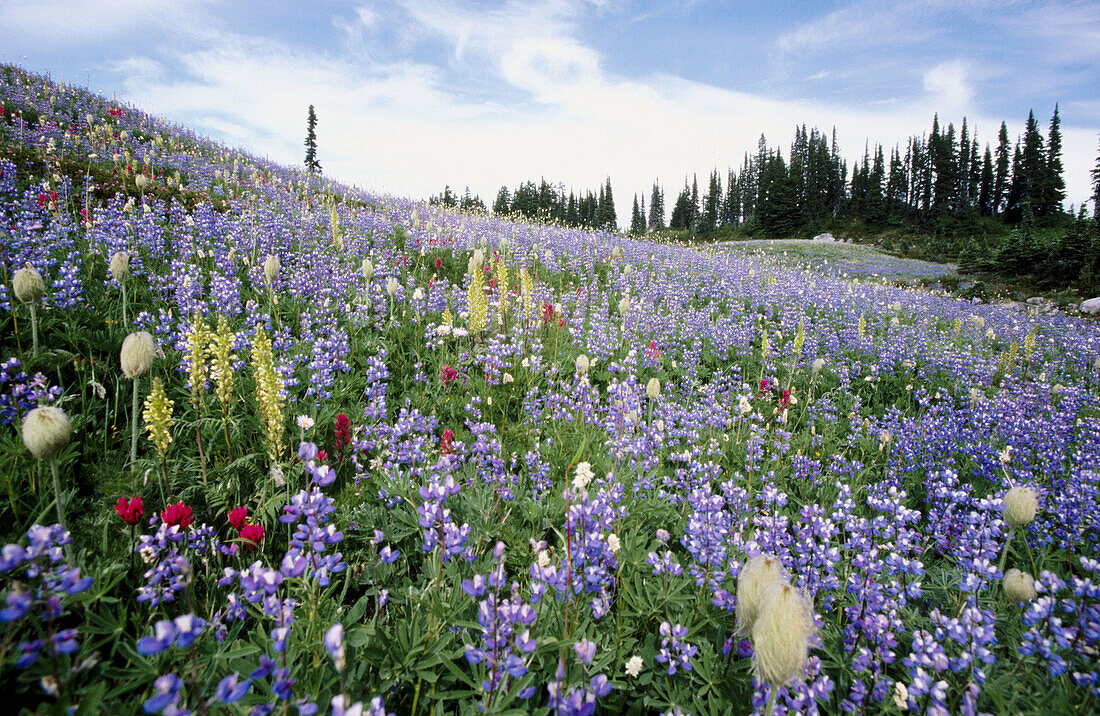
2, 65, 1100, 715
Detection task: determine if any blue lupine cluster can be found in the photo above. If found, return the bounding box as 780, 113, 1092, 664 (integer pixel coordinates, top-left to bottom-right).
279, 486, 348, 586
417, 469, 476, 562
0, 357, 61, 424
0, 524, 92, 670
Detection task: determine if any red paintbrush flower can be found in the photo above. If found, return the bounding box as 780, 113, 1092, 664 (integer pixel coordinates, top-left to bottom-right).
333, 413, 352, 456
228, 506, 248, 531
240, 523, 264, 550
161, 502, 193, 530
115, 496, 144, 526
441, 429, 455, 456
439, 365, 459, 386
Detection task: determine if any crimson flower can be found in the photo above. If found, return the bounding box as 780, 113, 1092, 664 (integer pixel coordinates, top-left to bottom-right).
316, 450, 328, 463
161, 502, 194, 530
239, 524, 264, 550
758, 378, 772, 398
541, 302, 555, 322
115, 496, 144, 526
779, 389, 791, 411
435, 257, 442, 270
333, 414, 352, 456
439, 365, 459, 386
441, 429, 455, 456
228, 506, 248, 531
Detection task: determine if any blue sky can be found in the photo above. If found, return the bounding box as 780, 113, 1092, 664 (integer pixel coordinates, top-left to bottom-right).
3, 0, 1099, 220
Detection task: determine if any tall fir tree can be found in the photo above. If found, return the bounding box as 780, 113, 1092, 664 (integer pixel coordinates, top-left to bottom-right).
630, 194, 646, 235
978, 146, 994, 216
993, 121, 1011, 215
648, 183, 665, 230
304, 105, 321, 175
492, 186, 510, 215
1092, 135, 1100, 219
1041, 104, 1065, 215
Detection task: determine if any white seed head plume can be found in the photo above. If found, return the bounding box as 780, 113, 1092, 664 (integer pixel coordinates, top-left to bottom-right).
13, 264, 45, 304
361, 259, 374, 281
1003, 486, 1038, 527
736, 554, 787, 636
1003, 568, 1037, 603
386, 276, 400, 296
121, 331, 156, 379
109, 251, 131, 283
752, 581, 815, 688
263, 254, 280, 284
646, 377, 661, 400
22, 406, 72, 461
575, 354, 590, 376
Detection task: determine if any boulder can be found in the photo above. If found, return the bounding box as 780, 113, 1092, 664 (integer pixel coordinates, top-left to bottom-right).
1080, 297, 1100, 315
812, 233, 836, 243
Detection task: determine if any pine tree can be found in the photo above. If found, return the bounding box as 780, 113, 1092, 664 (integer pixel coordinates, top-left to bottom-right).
669, 183, 692, 231
993, 121, 1011, 215
701, 170, 720, 234
1092, 135, 1100, 219
1018, 110, 1046, 217
1041, 104, 1066, 215
630, 194, 646, 235
648, 183, 665, 231
978, 146, 994, 216
304, 105, 321, 175
493, 186, 511, 215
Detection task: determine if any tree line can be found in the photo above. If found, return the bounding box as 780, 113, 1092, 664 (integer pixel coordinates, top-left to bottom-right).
425, 106, 1100, 289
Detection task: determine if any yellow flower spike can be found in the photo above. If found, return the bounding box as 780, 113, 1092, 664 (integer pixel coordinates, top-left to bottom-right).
143, 377, 175, 459
467, 265, 487, 334
251, 324, 285, 462
520, 267, 534, 326
209, 316, 237, 409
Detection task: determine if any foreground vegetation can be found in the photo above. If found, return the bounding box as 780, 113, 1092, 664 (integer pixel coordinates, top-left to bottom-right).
2, 65, 1100, 715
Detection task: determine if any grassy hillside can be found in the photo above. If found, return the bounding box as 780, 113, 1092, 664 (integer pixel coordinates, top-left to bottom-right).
1, 65, 1099, 715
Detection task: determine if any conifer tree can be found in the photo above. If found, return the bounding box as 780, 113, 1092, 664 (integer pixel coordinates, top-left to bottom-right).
630, 194, 646, 235
978, 146, 994, 216
493, 186, 511, 215
1041, 104, 1065, 215
1092, 135, 1100, 219
304, 105, 321, 175
993, 121, 1011, 214
648, 183, 665, 231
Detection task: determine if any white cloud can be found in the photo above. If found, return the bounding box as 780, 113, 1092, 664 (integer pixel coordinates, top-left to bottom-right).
922, 60, 973, 115
95, 1, 1098, 221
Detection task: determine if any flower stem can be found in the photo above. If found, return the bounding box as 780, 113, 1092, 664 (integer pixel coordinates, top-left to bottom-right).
50, 459, 71, 561
130, 376, 140, 471
29, 303, 39, 359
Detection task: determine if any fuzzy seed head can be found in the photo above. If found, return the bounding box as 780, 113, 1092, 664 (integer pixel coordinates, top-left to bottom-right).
736, 554, 787, 636
361, 259, 374, 281
13, 265, 45, 304
386, 276, 399, 296
22, 406, 72, 461
109, 251, 130, 283
646, 377, 661, 400
1003, 568, 1037, 602
575, 354, 590, 376
751, 581, 814, 688
1003, 486, 1038, 527
121, 331, 156, 379
263, 254, 280, 284
811, 358, 825, 374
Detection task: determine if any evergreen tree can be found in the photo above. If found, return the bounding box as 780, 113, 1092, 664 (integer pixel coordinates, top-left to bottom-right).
595, 177, 617, 230
1041, 104, 1066, 215
669, 183, 692, 231
648, 183, 665, 231
978, 146, 994, 216
722, 169, 740, 227
993, 121, 1011, 214
1092, 135, 1100, 219
630, 194, 646, 235
701, 170, 720, 234
689, 174, 700, 230
492, 186, 510, 215
304, 105, 321, 175
1016, 110, 1046, 219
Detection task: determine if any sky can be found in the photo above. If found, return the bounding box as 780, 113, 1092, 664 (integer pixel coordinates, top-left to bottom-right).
3, 0, 1099, 224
